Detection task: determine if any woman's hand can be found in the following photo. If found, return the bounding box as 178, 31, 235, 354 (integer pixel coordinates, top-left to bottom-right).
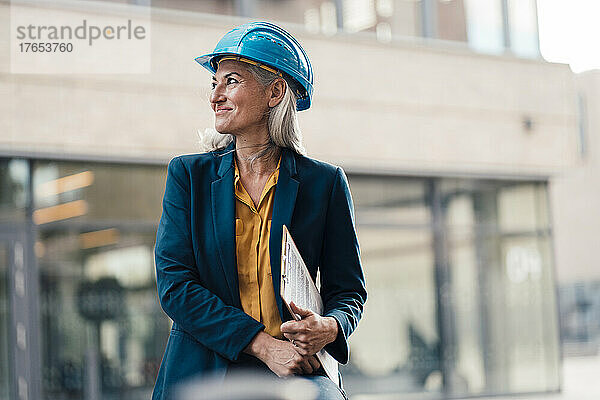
280, 302, 339, 357
261, 337, 321, 377
244, 331, 321, 377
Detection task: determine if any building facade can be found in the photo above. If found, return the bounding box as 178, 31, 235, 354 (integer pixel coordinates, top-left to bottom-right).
1, 0, 588, 399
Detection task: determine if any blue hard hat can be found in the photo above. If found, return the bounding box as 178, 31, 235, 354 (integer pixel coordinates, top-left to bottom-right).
195, 21, 314, 111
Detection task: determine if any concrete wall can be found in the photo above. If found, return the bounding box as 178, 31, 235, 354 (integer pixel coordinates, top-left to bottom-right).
550, 70, 600, 283
0, 1, 579, 178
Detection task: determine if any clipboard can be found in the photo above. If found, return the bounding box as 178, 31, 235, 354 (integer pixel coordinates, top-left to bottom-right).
280, 225, 340, 387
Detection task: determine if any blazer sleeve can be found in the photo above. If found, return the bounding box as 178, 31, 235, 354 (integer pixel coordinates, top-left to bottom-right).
155, 157, 265, 362
320, 166, 367, 364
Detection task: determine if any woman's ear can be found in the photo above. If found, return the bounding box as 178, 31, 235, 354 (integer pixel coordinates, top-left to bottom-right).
268, 78, 287, 108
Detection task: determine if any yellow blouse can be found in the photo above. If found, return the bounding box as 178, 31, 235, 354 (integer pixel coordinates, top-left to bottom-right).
234, 155, 284, 339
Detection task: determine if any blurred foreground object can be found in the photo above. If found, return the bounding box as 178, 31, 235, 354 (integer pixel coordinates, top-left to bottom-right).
175, 371, 318, 400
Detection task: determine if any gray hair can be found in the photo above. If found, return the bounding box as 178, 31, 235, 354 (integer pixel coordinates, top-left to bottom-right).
197, 63, 307, 163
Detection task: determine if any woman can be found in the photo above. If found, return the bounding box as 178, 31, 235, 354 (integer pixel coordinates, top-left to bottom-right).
153, 22, 366, 400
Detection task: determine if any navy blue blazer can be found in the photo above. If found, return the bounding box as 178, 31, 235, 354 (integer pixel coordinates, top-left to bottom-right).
152, 142, 367, 399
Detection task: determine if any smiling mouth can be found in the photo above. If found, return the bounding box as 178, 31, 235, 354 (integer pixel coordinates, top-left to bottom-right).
215, 108, 232, 115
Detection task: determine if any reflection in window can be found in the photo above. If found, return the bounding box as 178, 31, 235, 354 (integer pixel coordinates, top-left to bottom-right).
497, 184, 549, 232
33, 162, 165, 225
0, 159, 28, 222
443, 179, 559, 396
343, 0, 377, 32
344, 176, 559, 397
341, 0, 421, 39
559, 281, 600, 355
343, 176, 440, 396
245, 0, 340, 35
149, 0, 235, 16
304, 1, 338, 36
34, 161, 169, 399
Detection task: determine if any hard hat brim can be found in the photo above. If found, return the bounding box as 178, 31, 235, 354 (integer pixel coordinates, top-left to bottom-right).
194, 53, 220, 75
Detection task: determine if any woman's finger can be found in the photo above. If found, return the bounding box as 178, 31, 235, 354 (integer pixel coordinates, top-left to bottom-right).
299, 357, 313, 375
308, 355, 321, 371
294, 334, 308, 343
281, 320, 304, 334
293, 344, 309, 356
290, 301, 313, 318
294, 339, 309, 350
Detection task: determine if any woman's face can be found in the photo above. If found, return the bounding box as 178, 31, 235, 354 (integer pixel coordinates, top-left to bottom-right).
210, 59, 270, 135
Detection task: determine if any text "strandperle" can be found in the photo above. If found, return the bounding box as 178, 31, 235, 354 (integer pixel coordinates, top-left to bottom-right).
16, 19, 146, 46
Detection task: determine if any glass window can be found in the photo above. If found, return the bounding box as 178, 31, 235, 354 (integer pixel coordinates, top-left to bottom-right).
33, 162, 165, 225
443, 179, 559, 396
148, 0, 236, 16
345, 176, 560, 397
559, 281, 600, 354
342, 176, 440, 396
33, 161, 170, 399
508, 0, 539, 58
2, 156, 560, 398
0, 159, 29, 223
497, 183, 550, 232
253, 0, 338, 32
341, 0, 421, 40
463, 0, 505, 54
343, 0, 377, 32
351, 176, 430, 226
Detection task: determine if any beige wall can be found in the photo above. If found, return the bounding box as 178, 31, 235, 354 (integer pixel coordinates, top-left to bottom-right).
550, 70, 600, 283
0, 1, 579, 178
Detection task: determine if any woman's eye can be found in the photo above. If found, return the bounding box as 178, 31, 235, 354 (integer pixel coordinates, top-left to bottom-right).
211, 78, 236, 89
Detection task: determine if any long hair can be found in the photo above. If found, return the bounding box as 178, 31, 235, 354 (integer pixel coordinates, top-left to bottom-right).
197, 63, 307, 163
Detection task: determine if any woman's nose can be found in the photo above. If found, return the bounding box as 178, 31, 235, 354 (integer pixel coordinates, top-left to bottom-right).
210, 82, 226, 104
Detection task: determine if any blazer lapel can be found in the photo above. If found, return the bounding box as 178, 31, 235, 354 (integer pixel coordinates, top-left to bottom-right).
270, 148, 299, 320
211, 142, 240, 306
